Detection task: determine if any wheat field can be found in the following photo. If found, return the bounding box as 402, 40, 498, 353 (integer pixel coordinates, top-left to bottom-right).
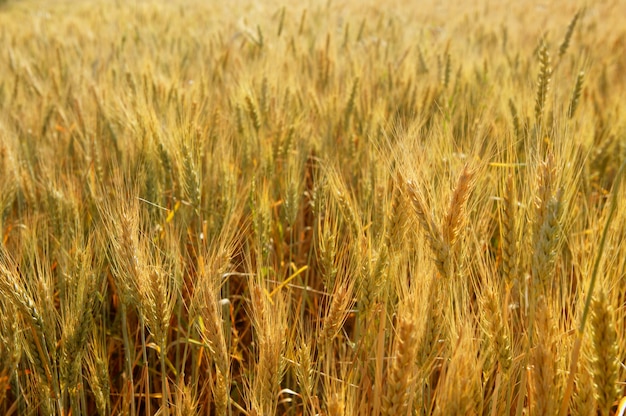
0, 0, 625, 414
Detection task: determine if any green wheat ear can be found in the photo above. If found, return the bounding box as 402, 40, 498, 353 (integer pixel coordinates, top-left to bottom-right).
558, 11, 581, 59
534, 42, 552, 128
568, 71, 585, 119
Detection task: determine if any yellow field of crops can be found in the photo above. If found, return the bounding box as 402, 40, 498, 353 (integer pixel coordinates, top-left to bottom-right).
1, 0, 625, 414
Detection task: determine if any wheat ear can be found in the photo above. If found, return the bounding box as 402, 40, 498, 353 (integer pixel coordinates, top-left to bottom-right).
534, 42, 552, 127
531, 297, 556, 416
382, 315, 419, 416
590, 289, 620, 416
442, 164, 475, 248
404, 179, 451, 278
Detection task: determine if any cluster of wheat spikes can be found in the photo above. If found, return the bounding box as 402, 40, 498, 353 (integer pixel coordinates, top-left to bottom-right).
1, 0, 625, 415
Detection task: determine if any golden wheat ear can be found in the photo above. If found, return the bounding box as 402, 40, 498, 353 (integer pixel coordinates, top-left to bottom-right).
589, 289, 620, 416
381, 314, 419, 416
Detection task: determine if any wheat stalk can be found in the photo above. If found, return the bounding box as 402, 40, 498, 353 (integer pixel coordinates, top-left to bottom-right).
501, 174, 517, 284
